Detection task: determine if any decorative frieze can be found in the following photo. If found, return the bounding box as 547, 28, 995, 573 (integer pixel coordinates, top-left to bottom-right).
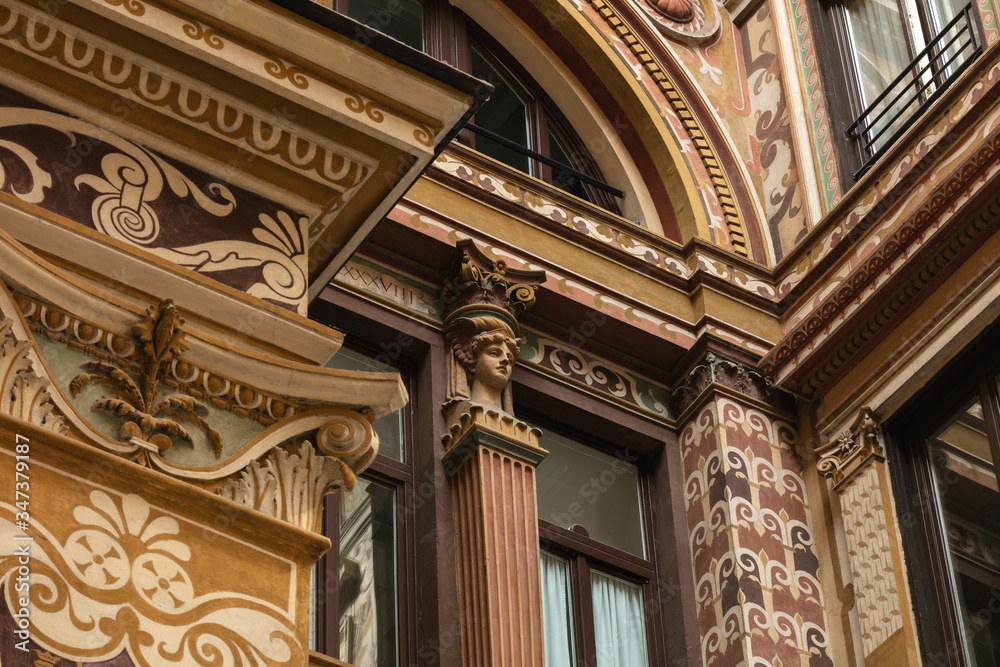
70, 299, 224, 459
17, 293, 299, 428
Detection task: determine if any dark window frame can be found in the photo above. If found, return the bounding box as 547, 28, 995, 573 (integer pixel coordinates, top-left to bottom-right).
811, 0, 983, 181
887, 323, 1000, 667
313, 340, 418, 666
527, 410, 664, 666
325, 0, 620, 212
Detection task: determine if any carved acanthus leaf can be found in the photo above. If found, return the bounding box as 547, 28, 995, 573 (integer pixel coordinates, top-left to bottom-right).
70, 299, 223, 457
216, 441, 352, 532
0, 318, 67, 434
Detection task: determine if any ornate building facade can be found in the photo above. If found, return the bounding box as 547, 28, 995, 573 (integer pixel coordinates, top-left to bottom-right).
0, 0, 998, 663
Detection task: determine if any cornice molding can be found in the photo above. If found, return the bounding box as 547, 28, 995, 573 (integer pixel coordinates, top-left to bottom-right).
763, 163, 1000, 393
773, 50, 1000, 297
0, 229, 404, 485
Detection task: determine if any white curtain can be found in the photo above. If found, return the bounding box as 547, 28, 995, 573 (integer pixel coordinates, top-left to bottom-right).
845, 0, 914, 150
541, 552, 575, 667
591, 570, 649, 667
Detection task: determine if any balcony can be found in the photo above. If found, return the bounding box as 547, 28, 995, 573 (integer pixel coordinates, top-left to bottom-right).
846, 4, 983, 178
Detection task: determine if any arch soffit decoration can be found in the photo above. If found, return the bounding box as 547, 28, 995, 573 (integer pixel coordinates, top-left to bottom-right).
458, 0, 769, 263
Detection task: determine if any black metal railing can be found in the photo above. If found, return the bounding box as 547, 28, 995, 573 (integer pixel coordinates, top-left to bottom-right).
846, 4, 982, 179
465, 123, 626, 200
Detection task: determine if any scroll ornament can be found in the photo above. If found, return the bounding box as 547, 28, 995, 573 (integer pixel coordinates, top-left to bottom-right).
216, 412, 378, 532
816, 407, 885, 487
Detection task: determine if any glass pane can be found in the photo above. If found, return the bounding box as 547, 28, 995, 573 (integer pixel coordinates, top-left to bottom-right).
535, 429, 645, 558
844, 0, 914, 150
548, 130, 592, 203
310, 563, 319, 651
541, 552, 576, 667
929, 397, 1000, 666
348, 0, 424, 51
325, 347, 404, 462
591, 570, 649, 667
471, 47, 531, 174
339, 478, 398, 667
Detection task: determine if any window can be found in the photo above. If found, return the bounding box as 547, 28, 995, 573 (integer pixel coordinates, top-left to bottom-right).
816, 0, 981, 177
312, 346, 413, 666
327, 0, 621, 211
462, 29, 619, 210
890, 327, 1000, 666
534, 426, 656, 666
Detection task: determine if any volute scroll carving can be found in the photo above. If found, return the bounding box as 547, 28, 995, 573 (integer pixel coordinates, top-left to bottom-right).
816, 407, 886, 488
215, 411, 378, 532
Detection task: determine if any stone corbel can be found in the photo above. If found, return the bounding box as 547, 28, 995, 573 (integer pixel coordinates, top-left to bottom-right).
671, 350, 790, 419
816, 406, 885, 488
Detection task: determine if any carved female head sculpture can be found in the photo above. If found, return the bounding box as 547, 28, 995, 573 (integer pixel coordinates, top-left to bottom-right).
449, 315, 520, 411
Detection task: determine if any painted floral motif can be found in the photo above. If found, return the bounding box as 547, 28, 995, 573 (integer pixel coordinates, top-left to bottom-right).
0, 490, 304, 666
65, 491, 193, 611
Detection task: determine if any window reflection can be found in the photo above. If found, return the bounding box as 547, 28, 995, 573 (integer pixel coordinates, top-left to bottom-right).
348, 0, 424, 50
470, 47, 531, 173
929, 397, 1000, 666
535, 429, 645, 558
339, 478, 398, 667
325, 347, 405, 462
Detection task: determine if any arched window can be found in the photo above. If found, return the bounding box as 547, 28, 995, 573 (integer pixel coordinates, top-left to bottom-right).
326, 0, 622, 212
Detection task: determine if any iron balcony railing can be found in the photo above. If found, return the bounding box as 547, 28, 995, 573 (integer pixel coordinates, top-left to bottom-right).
465, 123, 626, 200
846, 4, 982, 179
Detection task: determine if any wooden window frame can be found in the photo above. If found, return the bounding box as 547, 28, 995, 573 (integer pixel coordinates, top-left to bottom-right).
810, 0, 982, 182
461, 21, 619, 212
528, 410, 665, 666
325, 0, 619, 211
886, 323, 1000, 666
313, 343, 417, 666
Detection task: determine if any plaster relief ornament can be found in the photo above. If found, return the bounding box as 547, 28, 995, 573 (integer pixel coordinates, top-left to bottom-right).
70, 298, 223, 460
441, 240, 544, 415
631, 0, 721, 43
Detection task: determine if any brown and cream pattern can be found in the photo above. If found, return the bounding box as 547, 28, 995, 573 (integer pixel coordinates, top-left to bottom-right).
681, 394, 832, 666
0, 86, 312, 311
0, 422, 320, 666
